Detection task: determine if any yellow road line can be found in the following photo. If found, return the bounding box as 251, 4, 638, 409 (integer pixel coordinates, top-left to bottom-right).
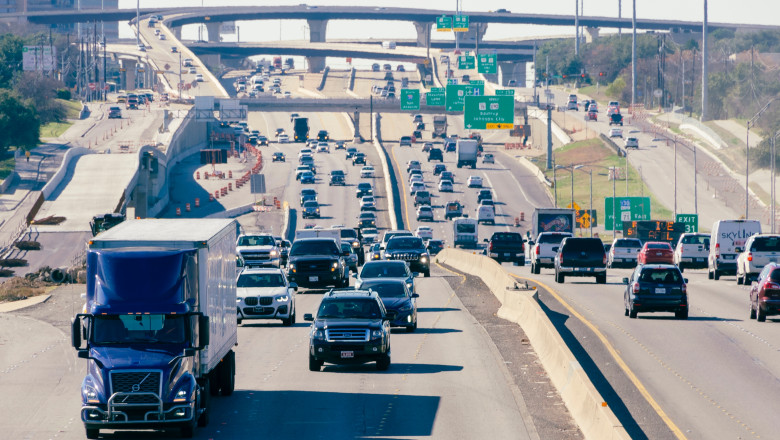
433, 260, 466, 284
389, 142, 411, 229
510, 273, 687, 440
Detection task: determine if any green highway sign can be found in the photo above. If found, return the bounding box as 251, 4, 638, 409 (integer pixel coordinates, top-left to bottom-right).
436, 15, 452, 32
495, 89, 515, 96
430, 87, 445, 93
464, 95, 514, 130
675, 214, 699, 233
425, 91, 445, 106
458, 55, 475, 70
469, 80, 484, 85
447, 78, 458, 85
400, 88, 420, 111
477, 53, 497, 74
453, 15, 469, 32
445, 83, 485, 112
605, 196, 652, 230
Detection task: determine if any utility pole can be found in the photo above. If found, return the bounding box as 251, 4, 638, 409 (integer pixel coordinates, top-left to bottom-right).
574, 0, 579, 56
631, 0, 637, 106
701, 0, 709, 121
618, 0, 622, 38
135, 0, 140, 48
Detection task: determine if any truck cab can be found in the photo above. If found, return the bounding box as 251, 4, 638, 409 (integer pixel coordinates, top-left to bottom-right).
453, 217, 478, 248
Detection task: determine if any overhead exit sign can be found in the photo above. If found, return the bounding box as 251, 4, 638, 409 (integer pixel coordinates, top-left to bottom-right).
464, 95, 514, 130
400, 88, 420, 111
453, 15, 469, 32
436, 16, 452, 32
477, 53, 497, 74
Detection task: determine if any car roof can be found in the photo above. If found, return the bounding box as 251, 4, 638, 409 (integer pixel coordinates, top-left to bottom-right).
240, 267, 285, 275
323, 288, 378, 299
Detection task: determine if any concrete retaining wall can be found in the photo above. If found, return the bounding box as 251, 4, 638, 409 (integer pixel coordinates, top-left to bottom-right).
517, 157, 552, 187
435, 248, 630, 440
0, 172, 18, 194
373, 114, 399, 230
317, 66, 330, 91
41, 147, 94, 200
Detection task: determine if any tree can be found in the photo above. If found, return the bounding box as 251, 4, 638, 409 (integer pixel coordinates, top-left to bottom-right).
0, 89, 39, 154
14, 71, 65, 124
0, 33, 24, 89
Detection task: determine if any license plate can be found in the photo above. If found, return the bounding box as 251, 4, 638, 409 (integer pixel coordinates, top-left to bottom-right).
696, 258, 704, 262
541, 258, 553, 263
504, 253, 511, 257
614, 258, 622, 262
655, 288, 666, 294
340, 351, 354, 359
254, 307, 266, 313
656, 253, 662, 256
681, 258, 692, 262
724, 255, 735, 260
309, 276, 319, 282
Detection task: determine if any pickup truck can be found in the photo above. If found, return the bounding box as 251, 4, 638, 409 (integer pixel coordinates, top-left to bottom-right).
530, 232, 572, 274
554, 237, 607, 284
486, 232, 525, 265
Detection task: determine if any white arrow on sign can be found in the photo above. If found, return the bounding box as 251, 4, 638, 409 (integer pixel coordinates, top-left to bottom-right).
466, 124, 472, 129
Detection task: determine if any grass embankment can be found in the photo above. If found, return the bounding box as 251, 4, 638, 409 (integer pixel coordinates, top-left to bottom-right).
530, 138, 673, 241
39, 99, 82, 140
0, 155, 14, 180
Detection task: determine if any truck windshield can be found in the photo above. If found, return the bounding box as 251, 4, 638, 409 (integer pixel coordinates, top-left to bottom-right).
290, 240, 339, 256
456, 223, 475, 233
92, 314, 187, 344
237, 273, 285, 288
318, 299, 381, 319
386, 237, 424, 250
238, 235, 275, 246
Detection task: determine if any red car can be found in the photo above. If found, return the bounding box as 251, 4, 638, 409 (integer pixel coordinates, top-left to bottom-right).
750, 262, 780, 322
637, 242, 674, 265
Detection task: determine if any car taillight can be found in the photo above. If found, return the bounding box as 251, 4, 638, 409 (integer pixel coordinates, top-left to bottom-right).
535, 246, 540, 255
632, 282, 640, 294
603, 254, 607, 265
715, 243, 720, 257
764, 281, 780, 290
681, 283, 687, 294
747, 253, 753, 262
489, 242, 494, 252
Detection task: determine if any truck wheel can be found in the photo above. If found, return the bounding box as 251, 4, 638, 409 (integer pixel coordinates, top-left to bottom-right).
376, 353, 391, 371
713, 270, 720, 281
180, 419, 196, 438
737, 272, 743, 285
237, 318, 242, 326
750, 301, 757, 319
532, 263, 540, 275
675, 309, 689, 320
758, 306, 767, 322
708, 268, 713, 279
208, 367, 221, 396
85, 428, 99, 439
309, 354, 323, 371
220, 350, 235, 396
424, 269, 430, 278
197, 379, 210, 427
596, 274, 606, 284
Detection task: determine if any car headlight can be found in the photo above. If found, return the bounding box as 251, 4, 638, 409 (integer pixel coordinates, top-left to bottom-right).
270, 250, 279, 257
237, 297, 242, 303
276, 295, 289, 302
289, 263, 297, 273
83, 386, 99, 404
312, 329, 325, 340
420, 256, 428, 263
406, 282, 413, 290
331, 261, 339, 272
371, 329, 384, 338
173, 388, 189, 403
352, 241, 360, 248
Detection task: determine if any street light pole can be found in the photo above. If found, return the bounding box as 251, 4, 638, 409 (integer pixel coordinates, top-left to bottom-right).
694, 143, 698, 215
747, 99, 774, 219
674, 136, 678, 216
772, 130, 780, 233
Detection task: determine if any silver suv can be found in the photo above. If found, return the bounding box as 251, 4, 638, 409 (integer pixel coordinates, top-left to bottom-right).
736, 234, 780, 284
673, 233, 709, 272
608, 238, 643, 268
530, 232, 573, 274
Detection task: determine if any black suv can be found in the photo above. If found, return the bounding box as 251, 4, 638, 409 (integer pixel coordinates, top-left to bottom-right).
554, 237, 607, 284
356, 182, 373, 198
428, 148, 443, 162
317, 130, 329, 141
304, 289, 394, 371
287, 238, 350, 288
623, 264, 688, 319
433, 164, 446, 176
352, 153, 366, 165
383, 236, 431, 277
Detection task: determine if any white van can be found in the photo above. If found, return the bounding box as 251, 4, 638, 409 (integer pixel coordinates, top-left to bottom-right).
708, 219, 761, 280
477, 205, 495, 225
453, 217, 478, 248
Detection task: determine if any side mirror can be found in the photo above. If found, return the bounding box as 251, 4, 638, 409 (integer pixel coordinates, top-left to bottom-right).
622, 277, 629, 285
351, 273, 357, 278
483, 238, 488, 243
198, 315, 210, 349
71, 316, 83, 349
684, 278, 689, 284
412, 272, 419, 278
412, 293, 419, 298
304, 313, 314, 322
289, 282, 298, 292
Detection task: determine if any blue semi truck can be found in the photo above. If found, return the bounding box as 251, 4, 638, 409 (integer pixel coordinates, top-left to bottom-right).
71, 219, 239, 439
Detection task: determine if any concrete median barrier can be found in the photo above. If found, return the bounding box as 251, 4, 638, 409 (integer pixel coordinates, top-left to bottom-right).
435, 248, 630, 440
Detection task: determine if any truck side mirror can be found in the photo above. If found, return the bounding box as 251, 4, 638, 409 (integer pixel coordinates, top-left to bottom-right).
304, 313, 314, 321
289, 282, 298, 292
622, 277, 629, 285
71, 317, 82, 349
198, 316, 210, 348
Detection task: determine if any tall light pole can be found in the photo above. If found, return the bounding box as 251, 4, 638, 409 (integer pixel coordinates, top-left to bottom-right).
574, 0, 579, 56
746, 99, 774, 219
135, 0, 140, 48
673, 136, 678, 216
631, 0, 636, 106
772, 130, 780, 233
701, 0, 709, 121
618, 0, 622, 38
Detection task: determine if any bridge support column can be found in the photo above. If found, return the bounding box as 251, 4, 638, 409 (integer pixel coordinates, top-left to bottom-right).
206, 22, 221, 43
462, 23, 488, 47
585, 27, 600, 43
353, 111, 361, 143
121, 58, 137, 90
171, 26, 182, 40
498, 61, 526, 87
306, 19, 328, 73
413, 21, 432, 48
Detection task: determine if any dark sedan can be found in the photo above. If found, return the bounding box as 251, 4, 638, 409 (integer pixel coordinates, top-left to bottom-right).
358, 279, 418, 331
750, 262, 780, 322
624, 264, 688, 319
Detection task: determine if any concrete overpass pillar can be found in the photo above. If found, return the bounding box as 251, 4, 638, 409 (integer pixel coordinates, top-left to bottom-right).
353, 111, 361, 143
306, 19, 328, 73
585, 27, 600, 43
462, 23, 488, 47
413, 21, 432, 48
498, 61, 526, 87
206, 22, 221, 43
171, 26, 182, 40
121, 58, 137, 90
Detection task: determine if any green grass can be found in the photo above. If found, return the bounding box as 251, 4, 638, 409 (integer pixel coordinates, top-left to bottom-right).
40, 121, 72, 139
60, 99, 82, 119
531, 138, 674, 240
0, 156, 14, 180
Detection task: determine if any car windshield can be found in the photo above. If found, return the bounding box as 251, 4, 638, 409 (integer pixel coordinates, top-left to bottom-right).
364, 282, 407, 298
681, 235, 709, 245
493, 233, 522, 242
238, 235, 275, 246
92, 314, 186, 345
303, 201, 318, 208
317, 299, 382, 319
360, 263, 408, 278
456, 223, 475, 233
387, 237, 425, 250
751, 237, 780, 252
639, 269, 682, 284
340, 243, 354, 254
647, 243, 672, 250
290, 240, 339, 256
340, 229, 358, 239
615, 239, 642, 247
237, 273, 285, 288
538, 234, 568, 244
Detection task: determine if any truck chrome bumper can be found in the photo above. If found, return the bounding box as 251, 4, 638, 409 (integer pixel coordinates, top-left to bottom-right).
81, 392, 194, 425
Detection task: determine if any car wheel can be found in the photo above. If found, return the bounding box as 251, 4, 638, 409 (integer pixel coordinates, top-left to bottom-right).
758, 305, 767, 322
376, 353, 391, 371
282, 316, 293, 326
309, 353, 323, 371
624, 304, 629, 316
596, 274, 606, 284
679, 266, 685, 273
424, 269, 430, 278
737, 272, 743, 285
750, 300, 757, 319
532, 263, 540, 275
237, 318, 242, 326
629, 306, 637, 319
407, 321, 417, 333
713, 269, 720, 281
708, 268, 713, 279
675, 309, 689, 320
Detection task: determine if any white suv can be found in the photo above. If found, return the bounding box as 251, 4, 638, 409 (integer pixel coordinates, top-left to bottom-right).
236, 268, 297, 326
736, 234, 780, 284
608, 238, 643, 268
530, 232, 573, 274
674, 233, 710, 272
625, 137, 639, 149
